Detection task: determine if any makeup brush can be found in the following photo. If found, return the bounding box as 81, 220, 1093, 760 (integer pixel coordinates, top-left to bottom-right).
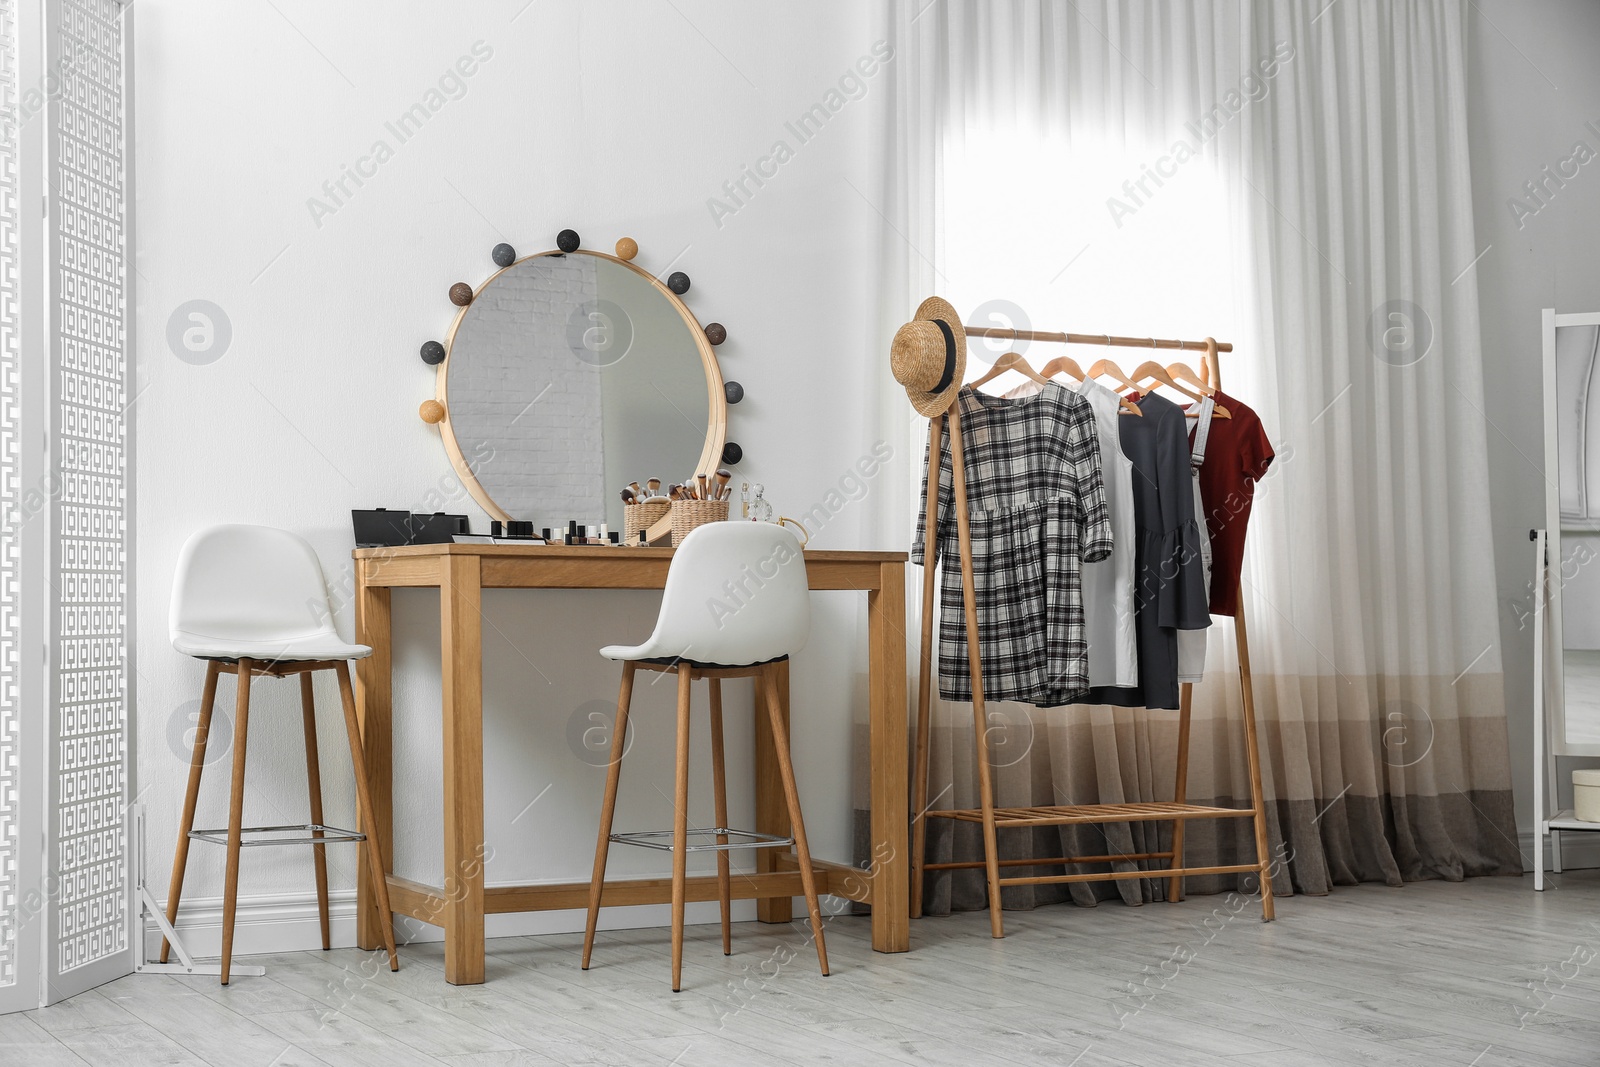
629, 481, 643, 499
715, 469, 732, 500
697, 474, 710, 500
647, 477, 662, 498
620, 488, 636, 505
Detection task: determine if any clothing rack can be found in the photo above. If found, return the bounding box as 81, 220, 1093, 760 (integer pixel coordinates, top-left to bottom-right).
966, 325, 1234, 355
909, 328, 1275, 936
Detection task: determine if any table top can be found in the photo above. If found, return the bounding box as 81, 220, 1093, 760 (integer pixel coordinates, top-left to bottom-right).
352, 541, 906, 591
353, 543, 907, 562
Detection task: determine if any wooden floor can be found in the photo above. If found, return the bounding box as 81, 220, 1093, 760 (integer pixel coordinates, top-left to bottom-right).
5, 873, 1599, 1066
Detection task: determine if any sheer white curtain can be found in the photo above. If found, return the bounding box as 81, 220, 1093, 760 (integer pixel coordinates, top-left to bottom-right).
862, 0, 1519, 910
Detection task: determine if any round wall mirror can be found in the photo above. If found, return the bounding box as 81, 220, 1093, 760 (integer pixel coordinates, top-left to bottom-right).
435, 249, 725, 540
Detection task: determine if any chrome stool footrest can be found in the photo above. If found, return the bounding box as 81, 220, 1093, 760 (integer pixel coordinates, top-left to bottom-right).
187, 823, 366, 847
610, 827, 793, 853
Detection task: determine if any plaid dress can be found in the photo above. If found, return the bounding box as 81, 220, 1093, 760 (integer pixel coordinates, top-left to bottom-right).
912, 383, 1113, 706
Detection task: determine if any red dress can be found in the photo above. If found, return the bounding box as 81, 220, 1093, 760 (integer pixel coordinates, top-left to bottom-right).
1187, 390, 1274, 616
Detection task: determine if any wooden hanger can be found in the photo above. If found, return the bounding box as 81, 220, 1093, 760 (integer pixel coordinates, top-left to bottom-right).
1039, 354, 1086, 383
1166, 361, 1235, 418
1167, 361, 1213, 393
1050, 354, 1142, 416
1088, 357, 1141, 396
968, 350, 1049, 390
1132, 359, 1231, 418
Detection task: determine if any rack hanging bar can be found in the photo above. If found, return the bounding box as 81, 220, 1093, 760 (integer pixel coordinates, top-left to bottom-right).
965, 326, 1233, 353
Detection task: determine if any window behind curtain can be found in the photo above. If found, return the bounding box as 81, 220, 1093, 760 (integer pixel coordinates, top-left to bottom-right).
942, 129, 1241, 385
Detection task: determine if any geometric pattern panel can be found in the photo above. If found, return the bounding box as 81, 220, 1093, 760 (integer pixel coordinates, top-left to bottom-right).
52, 0, 126, 974
0, 0, 19, 992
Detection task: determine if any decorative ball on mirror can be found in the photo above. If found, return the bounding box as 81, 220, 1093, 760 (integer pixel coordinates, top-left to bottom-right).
420, 340, 446, 366
449, 282, 474, 306
556, 228, 581, 253
491, 243, 517, 267
724, 381, 744, 404
722, 441, 743, 464
419, 399, 446, 424
704, 322, 726, 345
615, 237, 638, 261
667, 271, 691, 295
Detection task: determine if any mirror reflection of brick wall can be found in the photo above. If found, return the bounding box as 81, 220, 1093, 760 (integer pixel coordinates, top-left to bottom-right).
449, 259, 607, 525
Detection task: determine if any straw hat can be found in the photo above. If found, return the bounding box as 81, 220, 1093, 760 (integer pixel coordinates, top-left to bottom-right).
890, 297, 966, 417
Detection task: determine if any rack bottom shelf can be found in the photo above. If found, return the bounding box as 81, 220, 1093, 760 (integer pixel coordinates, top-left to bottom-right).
925, 801, 1258, 829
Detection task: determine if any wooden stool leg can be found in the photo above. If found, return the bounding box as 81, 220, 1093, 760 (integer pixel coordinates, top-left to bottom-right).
335, 661, 401, 969
583, 662, 636, 969
162, 660, 219, 964
220, 659, 253, 985
1168, 682, 1194, 904
708, 678, 732, 956
299, 673, 331, 950
671, 664, 693, 992
762, 663, 830, 977
1235, 602, 1275, 921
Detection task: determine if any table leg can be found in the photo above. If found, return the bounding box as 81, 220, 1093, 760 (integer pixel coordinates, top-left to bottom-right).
441, 554, 486, 984
754, 660, 793, 924
354, 575, 394, 953
869, 560, 910, 952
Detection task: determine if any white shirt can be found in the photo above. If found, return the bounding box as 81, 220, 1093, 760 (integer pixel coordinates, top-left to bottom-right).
1003, 376, 1139, 688
1074, 378, 1140, 688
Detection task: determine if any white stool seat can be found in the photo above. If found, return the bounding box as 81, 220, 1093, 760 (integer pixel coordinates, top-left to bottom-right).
598, 521, 810, 667
170, 524, 366, 663
171, 631, 372, 662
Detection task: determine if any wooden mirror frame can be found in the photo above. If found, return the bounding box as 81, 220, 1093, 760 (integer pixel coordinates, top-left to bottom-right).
428, 245, 728, 545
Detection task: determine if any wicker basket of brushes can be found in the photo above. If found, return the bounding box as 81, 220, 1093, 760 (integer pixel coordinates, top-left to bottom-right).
623, 498, 671, 543
670, 498, 729, 546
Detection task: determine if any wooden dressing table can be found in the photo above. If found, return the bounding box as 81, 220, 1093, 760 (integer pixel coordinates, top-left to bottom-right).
350, 542, 910, 984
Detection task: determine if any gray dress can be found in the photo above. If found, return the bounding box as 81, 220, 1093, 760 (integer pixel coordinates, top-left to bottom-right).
1084, 390, 1211, 710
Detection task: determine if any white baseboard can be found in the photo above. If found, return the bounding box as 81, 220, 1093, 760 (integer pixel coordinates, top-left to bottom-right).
142, 888, 786, 962
1518, 825, 1600, 873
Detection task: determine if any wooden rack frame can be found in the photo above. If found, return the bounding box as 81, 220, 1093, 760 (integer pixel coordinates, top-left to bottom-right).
909, 328, 1275, 935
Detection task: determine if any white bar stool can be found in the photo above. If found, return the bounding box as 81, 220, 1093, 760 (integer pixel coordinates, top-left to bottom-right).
163, 524, 400, 983
581, 521, 829, 991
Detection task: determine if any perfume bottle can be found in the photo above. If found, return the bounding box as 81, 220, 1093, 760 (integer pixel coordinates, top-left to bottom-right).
749, 483, 774, 524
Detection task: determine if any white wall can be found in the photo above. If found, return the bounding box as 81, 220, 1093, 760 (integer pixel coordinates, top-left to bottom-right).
134, 0, 907, 948
1469, 0, 1600, 857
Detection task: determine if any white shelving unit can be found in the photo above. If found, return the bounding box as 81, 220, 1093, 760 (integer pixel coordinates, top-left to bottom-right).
1532, 307, 1600, 890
